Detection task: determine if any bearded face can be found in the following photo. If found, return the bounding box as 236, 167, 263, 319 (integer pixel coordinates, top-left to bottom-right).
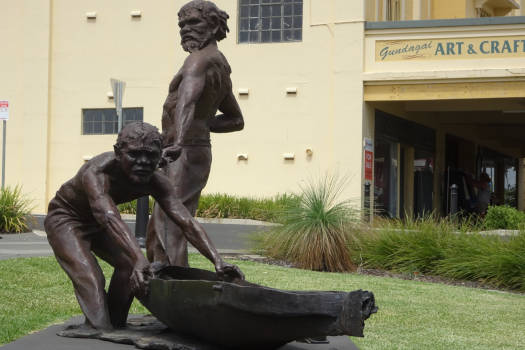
178, 8, 214, 53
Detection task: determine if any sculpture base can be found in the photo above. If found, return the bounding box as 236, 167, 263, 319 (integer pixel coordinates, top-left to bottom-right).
57, 315, 359, 350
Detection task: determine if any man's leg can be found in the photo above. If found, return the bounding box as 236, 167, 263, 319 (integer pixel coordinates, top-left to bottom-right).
92, 234, 135, 328
46, 219, 112, 330
146, 146, 211, 266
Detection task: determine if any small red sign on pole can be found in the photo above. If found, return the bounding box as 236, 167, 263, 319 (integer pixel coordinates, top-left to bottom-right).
364, 150, 373, 181
0, 101, 8, 120
364, 138, 373, 182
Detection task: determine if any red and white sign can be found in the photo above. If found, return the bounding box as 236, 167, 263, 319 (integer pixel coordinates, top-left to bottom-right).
0, 101, 8, 121
364, 138, 373, 182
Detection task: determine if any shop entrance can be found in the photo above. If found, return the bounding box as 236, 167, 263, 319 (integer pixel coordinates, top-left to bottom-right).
369, 97, 524, 218
374, 111, 435, 218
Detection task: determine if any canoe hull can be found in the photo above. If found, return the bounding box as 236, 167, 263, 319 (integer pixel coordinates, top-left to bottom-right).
139, 266, 376, 349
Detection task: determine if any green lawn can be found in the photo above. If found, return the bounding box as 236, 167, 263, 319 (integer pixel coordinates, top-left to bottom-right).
0, 254, 524, 349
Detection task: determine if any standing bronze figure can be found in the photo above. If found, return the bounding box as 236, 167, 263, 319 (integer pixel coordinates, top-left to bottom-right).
45, 122, 243, 332
146, 0, 244, 266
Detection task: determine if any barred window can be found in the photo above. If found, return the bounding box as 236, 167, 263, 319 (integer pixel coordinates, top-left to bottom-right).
82, 107, 143, 135
238, 0, 303, 43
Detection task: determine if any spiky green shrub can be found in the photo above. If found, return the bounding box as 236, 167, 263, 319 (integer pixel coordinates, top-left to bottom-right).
261, 175, 358, 272
483, 205, 525, 230
0, 186, 34, 233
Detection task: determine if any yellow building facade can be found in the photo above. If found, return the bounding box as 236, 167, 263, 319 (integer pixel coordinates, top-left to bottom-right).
2, 0, 525, 217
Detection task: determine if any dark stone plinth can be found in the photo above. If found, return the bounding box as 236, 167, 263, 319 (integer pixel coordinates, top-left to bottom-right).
54, 315, 359, 350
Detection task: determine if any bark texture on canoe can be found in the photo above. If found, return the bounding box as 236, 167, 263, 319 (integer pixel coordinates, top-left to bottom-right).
139, 266, 377, 349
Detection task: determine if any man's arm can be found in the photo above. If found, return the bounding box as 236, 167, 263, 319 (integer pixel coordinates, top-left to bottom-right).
150, 174, 244, 280
81, 168, 150, 295
208, 90, 244, 133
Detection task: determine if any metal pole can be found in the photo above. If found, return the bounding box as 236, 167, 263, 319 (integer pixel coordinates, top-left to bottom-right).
117, 83, 123, 132
450, 184, 458, 216
135, 196, 149, 247
2, 120, 6, 190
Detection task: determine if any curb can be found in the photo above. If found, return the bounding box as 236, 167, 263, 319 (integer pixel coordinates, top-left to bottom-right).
34, 214, 278, 227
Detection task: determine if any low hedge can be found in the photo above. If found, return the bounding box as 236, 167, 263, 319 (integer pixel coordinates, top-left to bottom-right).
118, 193, 299, 223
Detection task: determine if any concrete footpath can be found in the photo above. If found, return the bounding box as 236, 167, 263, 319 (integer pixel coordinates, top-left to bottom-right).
0, 215, 275, 260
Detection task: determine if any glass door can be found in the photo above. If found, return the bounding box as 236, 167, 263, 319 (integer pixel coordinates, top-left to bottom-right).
374, 138, 399, 217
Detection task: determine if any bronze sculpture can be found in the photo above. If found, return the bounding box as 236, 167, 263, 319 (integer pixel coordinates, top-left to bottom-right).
47, 2, 376, 347
45, 122, 243, 332
146, 0, 244, 267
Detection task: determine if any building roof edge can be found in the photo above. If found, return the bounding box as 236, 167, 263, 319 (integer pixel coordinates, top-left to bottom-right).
365, 16, 525, 30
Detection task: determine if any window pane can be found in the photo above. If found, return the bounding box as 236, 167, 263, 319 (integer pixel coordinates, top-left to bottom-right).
271, 4, 281, 16
271, 30, 281, 42
83, 122, 92, 134
249, 31, 259, 42
250, 5, 259, 17
250, 18, 259, 30
262, 17, 270, 30
284, 4, 292, 16
261, 5, 271, 17
240, 0, 251, 5
293, 3, 303, 15
261, 30, 271, 43
250, 0, 259, 4
239, 31, 249, 42
240, 19, 249, 30
240, 5, 249, 17
262, 0, 272, 3
293, 16, 302, 29
283, 30, 293, 41
93, 123, 102, 134
94, 114, 102, 122
283, 16, 292, 29
271, 17, 281, 29
293, 29, 302, 41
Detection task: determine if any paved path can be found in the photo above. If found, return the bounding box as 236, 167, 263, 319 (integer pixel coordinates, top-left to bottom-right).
0, 216, 273, 260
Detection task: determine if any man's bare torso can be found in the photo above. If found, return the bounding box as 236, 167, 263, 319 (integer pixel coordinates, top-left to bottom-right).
161, 44, 232, 146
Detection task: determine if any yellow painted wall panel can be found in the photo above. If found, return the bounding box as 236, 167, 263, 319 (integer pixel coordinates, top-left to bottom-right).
364, 81, 525, 101
432, 0, 467, 19
0, 0, 50, 212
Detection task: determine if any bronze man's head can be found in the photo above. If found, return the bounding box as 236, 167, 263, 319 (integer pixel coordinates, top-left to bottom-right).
114, 122, 163, 184
178, 0, 229, 52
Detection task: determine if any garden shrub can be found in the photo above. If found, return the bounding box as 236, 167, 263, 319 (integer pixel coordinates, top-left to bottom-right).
0, 186, 34, 233
196, 193, 298, 223
117, 197, 155, 215
118, 193, 300, 223
351, 216, 525, 291
260, 174, 358, 272
483, 205, 525, 230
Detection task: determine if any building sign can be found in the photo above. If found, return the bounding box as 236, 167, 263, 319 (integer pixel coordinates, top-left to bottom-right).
0, 101, 8, 120
376, 36, 525, 62
364, 138, 373, 182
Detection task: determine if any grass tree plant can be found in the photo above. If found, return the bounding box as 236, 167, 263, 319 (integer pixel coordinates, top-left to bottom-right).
261, 174, 358, 272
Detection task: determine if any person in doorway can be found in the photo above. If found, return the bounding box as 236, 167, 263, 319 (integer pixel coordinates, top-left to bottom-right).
146, 0, 244, 266
475, 172, 491, 216
45, 122, 243, 332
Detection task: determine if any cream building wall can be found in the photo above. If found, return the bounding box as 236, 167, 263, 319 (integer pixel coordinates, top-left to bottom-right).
0, 0, 51, 213
1, 0, 367, 212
